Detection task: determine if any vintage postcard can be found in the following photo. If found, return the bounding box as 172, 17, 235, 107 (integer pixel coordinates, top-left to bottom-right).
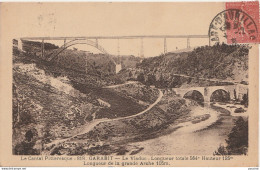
0, 2, 259, 167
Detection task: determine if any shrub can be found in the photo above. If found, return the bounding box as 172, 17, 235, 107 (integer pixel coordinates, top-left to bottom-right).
234, 107, 245, 113
214, 117, 248, 155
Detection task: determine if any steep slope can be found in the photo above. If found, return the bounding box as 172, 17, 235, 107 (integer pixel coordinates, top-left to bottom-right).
130, 44, 249, 87
20, 40, 141, 77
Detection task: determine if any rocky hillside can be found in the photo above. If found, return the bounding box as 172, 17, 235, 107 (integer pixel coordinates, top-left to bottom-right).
52, 50, 142, 76
111, 55, 142, 69
20, 40, 141, 78
121, 44, 249, 88
12, 62, 98, 155
22, 40, 59, 53
49, 49, 117, 76
49, 90, 192, 155
12, 57, 152, 155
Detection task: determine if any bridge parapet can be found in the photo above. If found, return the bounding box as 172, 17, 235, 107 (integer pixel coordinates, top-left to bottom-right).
173, 84, 248, 107
172, 87, 204, 98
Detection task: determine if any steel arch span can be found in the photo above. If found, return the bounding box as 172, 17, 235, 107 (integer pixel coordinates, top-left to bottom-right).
46, 39, 109, 62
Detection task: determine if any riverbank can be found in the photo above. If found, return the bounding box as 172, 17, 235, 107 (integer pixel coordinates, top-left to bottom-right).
130, 103, 240, 155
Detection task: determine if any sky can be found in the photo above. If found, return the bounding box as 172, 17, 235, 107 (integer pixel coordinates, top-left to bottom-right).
4, 2, 225, 57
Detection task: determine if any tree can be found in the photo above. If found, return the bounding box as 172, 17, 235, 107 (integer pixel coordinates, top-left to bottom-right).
137, 73, 145, 83
129, 71, 133, 78
214, 117, 248, 155
241, 91, 248, 108
226, 117, 248, 155
155, 74, 164, 88
213, 144, 228, 155
233, 89, 237, 101
146, 74, 156, 86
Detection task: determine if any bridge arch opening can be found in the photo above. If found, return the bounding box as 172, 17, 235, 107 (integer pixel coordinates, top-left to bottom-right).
47, 39, 110, 62
57, 42, 107, 55
210, 89, 230, 103
64, 43, 106, 54
183, 90, 204, 106
46, 39, 122, 74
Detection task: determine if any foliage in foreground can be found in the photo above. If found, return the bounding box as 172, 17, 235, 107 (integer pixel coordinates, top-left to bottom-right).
214, 117, 248, 155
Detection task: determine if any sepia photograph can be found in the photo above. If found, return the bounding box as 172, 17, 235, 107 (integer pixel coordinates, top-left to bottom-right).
0, 1, 259, 167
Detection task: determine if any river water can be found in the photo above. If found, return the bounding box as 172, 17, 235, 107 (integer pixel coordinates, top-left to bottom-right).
132, 103, 246, 155
16, 63, 248, 156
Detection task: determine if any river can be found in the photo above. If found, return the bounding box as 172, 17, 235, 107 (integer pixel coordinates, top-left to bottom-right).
15, 62, 248, 156
132, 103, 246, 155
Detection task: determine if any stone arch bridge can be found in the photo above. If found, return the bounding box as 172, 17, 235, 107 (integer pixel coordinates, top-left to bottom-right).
172, 84, 248, 106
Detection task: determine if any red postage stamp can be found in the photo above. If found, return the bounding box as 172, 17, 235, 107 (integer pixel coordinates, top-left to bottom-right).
225, 1, 259, 44
209, 1, 259, 45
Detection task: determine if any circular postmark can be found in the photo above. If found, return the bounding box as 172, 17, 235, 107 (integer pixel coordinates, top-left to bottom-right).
209, 9, 258, 45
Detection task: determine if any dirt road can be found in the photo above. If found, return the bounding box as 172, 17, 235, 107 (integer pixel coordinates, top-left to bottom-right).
104, 81, 137, 88
45, 88, 163, 153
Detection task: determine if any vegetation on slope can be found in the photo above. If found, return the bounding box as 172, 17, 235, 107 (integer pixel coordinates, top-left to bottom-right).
214, 117, 248, 155
50, 91, 191, 155
122, 44, 249, 88
12, 50, 155, 155
12, 63, 96, 155
22, 40, 59, 54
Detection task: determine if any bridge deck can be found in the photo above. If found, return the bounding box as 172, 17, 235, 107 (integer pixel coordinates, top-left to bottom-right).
20, 35, 209, 40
